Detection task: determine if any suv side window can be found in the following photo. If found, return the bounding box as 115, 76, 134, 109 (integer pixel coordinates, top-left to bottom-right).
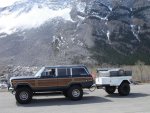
57, 68, 71, 77
72, 67, 88, 76
41, 68, 56, 78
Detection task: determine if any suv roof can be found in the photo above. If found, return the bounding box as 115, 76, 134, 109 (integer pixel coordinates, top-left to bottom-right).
44, 64, 87, 68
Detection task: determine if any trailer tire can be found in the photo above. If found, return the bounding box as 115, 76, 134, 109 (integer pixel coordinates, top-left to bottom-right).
105, 86, 116, 94
118, 82, 130, 96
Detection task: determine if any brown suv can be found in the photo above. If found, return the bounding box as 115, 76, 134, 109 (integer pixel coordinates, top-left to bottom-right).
9, 65, 93, 104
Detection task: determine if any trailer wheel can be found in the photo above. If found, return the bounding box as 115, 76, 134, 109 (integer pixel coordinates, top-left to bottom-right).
105, 86, 116, 94
118, 82, 130, 96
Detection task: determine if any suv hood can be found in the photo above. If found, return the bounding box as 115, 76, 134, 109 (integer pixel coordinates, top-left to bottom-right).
10, 76, 36, 81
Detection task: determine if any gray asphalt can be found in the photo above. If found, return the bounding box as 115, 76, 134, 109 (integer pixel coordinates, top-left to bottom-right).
0, 84, 150, 113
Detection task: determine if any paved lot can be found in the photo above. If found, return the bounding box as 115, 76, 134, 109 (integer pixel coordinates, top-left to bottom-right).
0, 84, 150, 113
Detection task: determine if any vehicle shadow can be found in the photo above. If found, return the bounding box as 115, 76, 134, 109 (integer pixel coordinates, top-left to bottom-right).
105, 93, 150, 98
16, 96, 112, 107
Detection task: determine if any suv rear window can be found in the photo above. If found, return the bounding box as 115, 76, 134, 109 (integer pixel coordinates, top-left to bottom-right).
72, 68, 88, 76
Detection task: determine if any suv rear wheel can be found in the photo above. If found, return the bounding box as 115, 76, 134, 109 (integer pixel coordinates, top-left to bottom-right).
67, 85, 83, 101
15, 88, 33, 104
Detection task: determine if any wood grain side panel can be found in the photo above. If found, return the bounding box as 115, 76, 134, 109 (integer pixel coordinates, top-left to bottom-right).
12, 80, 36, 87
73, 77, 93, 82
57, 78, 72, 86
37, 79, 58, 87
57, 77, 93, 87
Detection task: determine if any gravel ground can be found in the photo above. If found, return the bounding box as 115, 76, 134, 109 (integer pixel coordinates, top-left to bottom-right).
0, 84, 150, 113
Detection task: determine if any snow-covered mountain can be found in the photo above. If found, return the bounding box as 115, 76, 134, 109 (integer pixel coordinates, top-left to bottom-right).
0, 0, 93, 66
0, 0, 150, 66
0, 0, 75, 34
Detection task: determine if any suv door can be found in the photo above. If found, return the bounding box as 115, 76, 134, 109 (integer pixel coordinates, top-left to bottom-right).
57, 68, 72, 88
37, 67, 58, 90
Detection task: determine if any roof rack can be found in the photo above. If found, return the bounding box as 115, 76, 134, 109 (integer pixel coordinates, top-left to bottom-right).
45, 64, 86, 68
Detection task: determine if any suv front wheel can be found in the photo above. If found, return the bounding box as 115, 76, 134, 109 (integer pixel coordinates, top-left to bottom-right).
15, 88, 33, 104
67, 85, 83, 101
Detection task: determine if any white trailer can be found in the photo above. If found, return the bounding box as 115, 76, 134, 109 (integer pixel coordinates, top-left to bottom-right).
95, 68, 132, 96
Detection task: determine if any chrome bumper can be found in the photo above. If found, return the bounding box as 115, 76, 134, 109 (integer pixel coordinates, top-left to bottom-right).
8, 87, 15, 94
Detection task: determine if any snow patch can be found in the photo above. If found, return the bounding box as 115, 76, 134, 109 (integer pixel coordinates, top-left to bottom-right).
0, 4, 73, 34
71, 38, 75, 42
78, 15, 85, 20
52, 36, 58, 43
106, 30, 110, 42
52, 35, 68, 49
108, 6, 112, 11
91, 15, 108, 21
0, 0, 21, 7
77, 40, 84, 46
76, 2, 86, 13
60, 36, 64, 40
130, 24, 140, 42
71, 38, 75, 43
0, 34, 7, 39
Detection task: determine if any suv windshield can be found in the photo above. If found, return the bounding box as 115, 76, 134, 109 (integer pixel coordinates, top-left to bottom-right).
34, 67, 45, 77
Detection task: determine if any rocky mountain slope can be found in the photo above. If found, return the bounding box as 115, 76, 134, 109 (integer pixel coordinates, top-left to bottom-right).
0, 0, 150, 66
